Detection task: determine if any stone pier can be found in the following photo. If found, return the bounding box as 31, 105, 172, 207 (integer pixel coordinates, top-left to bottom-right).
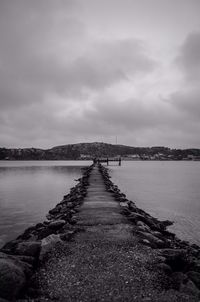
29, 165, 194, 302
0, 164, 197, 301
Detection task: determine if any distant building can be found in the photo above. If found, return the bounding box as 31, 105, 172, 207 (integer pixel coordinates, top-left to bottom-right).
80, 154, 92, 160
122, 154, 140, 160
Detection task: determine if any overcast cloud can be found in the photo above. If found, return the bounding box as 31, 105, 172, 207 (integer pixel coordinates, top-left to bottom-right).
0, 0, 200, 148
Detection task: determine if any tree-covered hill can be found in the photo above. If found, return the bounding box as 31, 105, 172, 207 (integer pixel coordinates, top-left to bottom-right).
0, 142, 200, 160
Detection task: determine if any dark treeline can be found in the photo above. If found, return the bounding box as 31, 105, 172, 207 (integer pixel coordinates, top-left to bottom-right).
0, 142, 200, 160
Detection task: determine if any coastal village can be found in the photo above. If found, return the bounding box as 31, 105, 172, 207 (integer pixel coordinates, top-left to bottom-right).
80, 153, 200, 161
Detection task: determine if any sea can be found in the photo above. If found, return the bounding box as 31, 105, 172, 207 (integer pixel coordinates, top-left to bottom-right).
109, 160, 200, 245
0, 160, 200, 247
0, 161, 91, 247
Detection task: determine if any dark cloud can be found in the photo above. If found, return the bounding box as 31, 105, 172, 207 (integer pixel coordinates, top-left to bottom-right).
176, 32, 200, 81
0, 0, 156, 110
0, 11, 156, 109
0, 0, 158, 148
64, 39, 157, 91
170, 31, 200, 125
0, 0, 85, 108
0, 1, 200, 148
170, 89, 200, 119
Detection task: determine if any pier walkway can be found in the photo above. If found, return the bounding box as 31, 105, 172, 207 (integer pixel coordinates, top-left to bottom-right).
33, 166, 184, 302
77, 166, 126, 226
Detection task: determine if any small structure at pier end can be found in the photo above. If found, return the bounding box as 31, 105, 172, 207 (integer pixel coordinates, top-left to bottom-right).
93, 157, 122, 166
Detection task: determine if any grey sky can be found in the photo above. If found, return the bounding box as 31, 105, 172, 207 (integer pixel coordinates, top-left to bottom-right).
0, 0, 200, 148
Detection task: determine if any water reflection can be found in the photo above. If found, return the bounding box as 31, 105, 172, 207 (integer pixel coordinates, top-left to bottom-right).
0, 161, 91, 247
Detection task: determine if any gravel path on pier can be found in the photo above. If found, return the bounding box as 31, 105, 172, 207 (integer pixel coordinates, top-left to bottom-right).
29, 167, 196, 302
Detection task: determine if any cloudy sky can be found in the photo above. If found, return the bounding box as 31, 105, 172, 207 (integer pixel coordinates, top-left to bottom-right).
0, 0, 200, 149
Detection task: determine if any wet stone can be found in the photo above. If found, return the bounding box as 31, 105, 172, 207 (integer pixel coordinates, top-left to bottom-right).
48, 220, 66, 230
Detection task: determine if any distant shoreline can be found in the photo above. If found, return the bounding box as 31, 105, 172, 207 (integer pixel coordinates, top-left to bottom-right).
1, 142, 200, 161
1, 158, 200, 161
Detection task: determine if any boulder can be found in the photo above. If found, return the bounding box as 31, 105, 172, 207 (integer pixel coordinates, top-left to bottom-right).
25, 234, 38, 242
0, 252, 33, 277
120, 207, 131, 216
129, 212, 145, 222
187, 271, 200, 288
116, 196, 126, 202
138, 226, 148, 232
70, 209, 77, 215
171, 272, 188, 290
49, 206, 62, 215
142, 217, 158, 230
180, 280, 200, 297
156, 263, 172, 274
192, 259, 200, 273
128, 201, 137, 211
69, 217, 77, 225
46, 213, 52, 220
158, 248, 188, 271
159, 248, 186, 258
162, 230, 176, 239
66, 202, 74, 208
1, 239, 21, 254
137, 231, 165, 248
153, 231, 170, 247
0, 258, 26, 300
119, 202, 129, 208
60, 230, 75, 241
140, 239, 151, 247
17, 226, 36, 239
35, 223, 45, 229
60, 206, 69, 213
129, 213, 158, 230
157, 256, 166, 263
15, 241, 41, 258
48, 220, 66, 230
37, 227, 55, 240
160, 219, 174, 228
39, 234, 62, 261
136, 221, 150, 232
15, 255, 35, 266
151, 231, 163, 239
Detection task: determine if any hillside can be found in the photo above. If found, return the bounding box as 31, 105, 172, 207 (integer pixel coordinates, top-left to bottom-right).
0, 142, 200, 160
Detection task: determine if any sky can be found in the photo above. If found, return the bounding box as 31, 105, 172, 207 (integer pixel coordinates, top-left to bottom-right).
0, 0, 200, 149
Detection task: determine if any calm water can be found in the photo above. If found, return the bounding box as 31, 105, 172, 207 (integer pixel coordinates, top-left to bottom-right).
1, 161, 200, 247
0, 161, 91, 247
109, 161, 200, 245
